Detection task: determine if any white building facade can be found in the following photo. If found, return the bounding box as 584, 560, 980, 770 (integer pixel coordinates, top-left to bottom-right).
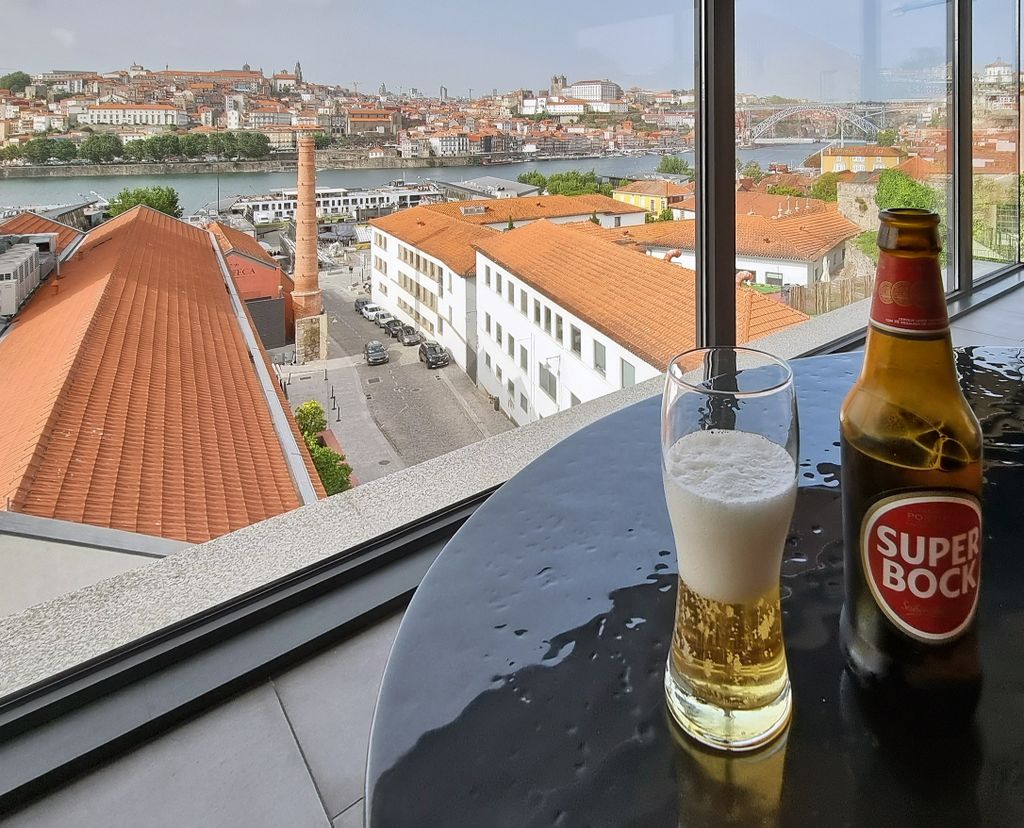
643, 243, 846, 288
565, 80, 624, 102
369, 228, 479, 379
83, 104, 188, 127
474, 251, 658, 425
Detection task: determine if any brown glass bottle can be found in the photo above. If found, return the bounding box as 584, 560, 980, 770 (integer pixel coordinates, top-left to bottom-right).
839, 209, 982, 721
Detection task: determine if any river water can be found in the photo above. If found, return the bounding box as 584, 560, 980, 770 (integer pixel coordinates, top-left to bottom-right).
0, 143, 830, 214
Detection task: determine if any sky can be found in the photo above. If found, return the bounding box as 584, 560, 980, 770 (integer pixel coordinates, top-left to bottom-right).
0, 0, 1018, 100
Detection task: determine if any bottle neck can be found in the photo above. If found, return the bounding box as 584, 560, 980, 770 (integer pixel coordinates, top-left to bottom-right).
862, 249, 956, 385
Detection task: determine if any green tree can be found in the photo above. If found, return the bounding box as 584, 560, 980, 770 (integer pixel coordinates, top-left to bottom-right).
544, 169, 606, 196
517, 170, 547, 190
874, 169, 939, 211
657, 155, 694, 178
0, 144, 23, 162
657, 207, 675, 222
766, 184, 804, 197
52, 140, 77, 162
506, 215, 515, 231
206, 132, 225, 158
107, 186, 183, 217
236, 131, 271, 159
79, 132, 122, 163
0, 71, 31, 94
312, 131, 331, 149
875, 129, 897, 147
810, 172, 841, 202
122, 140, 146, 161
741, 160, 765, 183
295, 400, 327, 435
179, 133, 209, 158
21, 138, 55, 165
142, 133, 181, 161
306, 438, 353, 496
221, 131, 238, 159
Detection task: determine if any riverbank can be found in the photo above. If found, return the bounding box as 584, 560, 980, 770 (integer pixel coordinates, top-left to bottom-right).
0, 154, 492, 180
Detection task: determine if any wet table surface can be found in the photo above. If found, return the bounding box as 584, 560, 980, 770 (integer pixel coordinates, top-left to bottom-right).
365, 348, 1024, 827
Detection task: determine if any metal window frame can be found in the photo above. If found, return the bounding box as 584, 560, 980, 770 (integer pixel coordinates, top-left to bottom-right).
951, 0, 973, 296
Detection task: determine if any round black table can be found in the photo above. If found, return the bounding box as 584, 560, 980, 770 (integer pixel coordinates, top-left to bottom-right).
366, 349, 1024, 827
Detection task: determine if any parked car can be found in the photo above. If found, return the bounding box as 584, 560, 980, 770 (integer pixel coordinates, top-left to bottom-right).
418, 341, 450, 368
375, 312, 396, 329
354, 297, 371, 314
398, 325, 422, 346
363, 340, 390, 365
383, 318, 405, 338
361, 303, 383, 321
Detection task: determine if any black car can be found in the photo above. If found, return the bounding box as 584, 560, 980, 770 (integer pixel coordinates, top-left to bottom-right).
354, 297, 371, 313
363, 339, 390, 365
398, 325, 422, 346
383, 318, 404, 338
418, 341, 450, 368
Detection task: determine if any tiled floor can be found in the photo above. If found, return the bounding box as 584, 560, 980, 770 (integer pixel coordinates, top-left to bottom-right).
5, 613, 404, 828
950, 283, 1024, 347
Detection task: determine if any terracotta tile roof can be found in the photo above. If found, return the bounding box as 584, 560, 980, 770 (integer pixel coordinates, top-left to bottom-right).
423, 194, 645, 225
474, 220, 807, 370
896, 155, 945, 178
823, 144, 905, 158
209, 221, 277, 266
369, 209, 498, 276
0, 212, 83, 256
613, 179, 691, 198
0, 206, 320, 543
570, 209, 861, 263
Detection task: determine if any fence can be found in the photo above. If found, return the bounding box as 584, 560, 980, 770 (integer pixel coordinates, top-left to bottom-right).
787, 276, 871, 316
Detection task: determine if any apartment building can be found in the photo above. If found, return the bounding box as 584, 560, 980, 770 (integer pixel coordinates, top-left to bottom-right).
473, 221, 808, 424
82, 103, 188, 127
820, 144, 905, 173
612, 179, 693, 215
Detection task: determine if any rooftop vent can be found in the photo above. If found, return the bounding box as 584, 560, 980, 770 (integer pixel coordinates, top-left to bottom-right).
459, 205, 487, 216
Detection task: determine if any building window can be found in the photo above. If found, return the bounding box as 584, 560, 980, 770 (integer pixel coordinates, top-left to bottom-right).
594, 341, 606, 376
543, 307, 551, 335
539, 361, 557, 401
507, 379, 514, 399
485, 265, 491, 288
765, 272, 783, 286
614, 216, 621, 228
533, 299, 541, 325
495, 322, 503, 344
507, 334, 515, 358
496, 365, 503, 382
520, 289, 527, 315
519, 344, 528, 371
554, 315, 563, 343
439, 318, 444, 334
507, 282, 515, 304
495, 272, 503, 292
520, 392, 529, 411
485, 313, 491, 335
570, 325, 581, 356
621, 358, 636, 388
485, 352, 491, 368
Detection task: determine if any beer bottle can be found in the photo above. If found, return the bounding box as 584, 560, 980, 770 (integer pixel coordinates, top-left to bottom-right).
839, 208, 982, 719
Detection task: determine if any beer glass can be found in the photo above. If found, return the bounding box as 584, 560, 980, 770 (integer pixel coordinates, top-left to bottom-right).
661, 346, 798, 751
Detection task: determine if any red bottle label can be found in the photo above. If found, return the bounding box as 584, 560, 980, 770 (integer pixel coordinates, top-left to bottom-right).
861, 493, 981, 642
869, 255, 949, 335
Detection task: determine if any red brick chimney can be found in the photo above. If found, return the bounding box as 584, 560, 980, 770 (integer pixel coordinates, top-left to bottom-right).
292, 134, 322, 319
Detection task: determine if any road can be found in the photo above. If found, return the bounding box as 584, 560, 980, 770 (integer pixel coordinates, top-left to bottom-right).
283, 268, 513, 485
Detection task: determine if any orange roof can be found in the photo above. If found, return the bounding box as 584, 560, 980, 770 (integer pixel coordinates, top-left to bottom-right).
209, 221, 277, 266
571, 209, 860, 262
0, 212, 83, 256
423, 194, 645, 225
86, 103, 180, 111
896, 155, 945, 178
473, 220, 807, 370
613, 179, 692, 198
823, 144, 905, 158
0, 207, 321, 543
369, 209, 497, 276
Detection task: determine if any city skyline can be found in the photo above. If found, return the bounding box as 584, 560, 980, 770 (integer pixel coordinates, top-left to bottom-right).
0, 0, 1017, 100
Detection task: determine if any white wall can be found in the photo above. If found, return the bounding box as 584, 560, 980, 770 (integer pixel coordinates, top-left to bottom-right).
645, 245, 815, 287
475, 252, 659, 425
481, 210, 645, 231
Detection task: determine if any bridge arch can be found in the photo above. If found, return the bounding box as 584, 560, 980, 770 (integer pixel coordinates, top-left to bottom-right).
748, 105, 878, 141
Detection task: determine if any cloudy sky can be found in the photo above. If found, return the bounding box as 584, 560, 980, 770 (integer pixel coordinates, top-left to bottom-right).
0, 0, 1017, 99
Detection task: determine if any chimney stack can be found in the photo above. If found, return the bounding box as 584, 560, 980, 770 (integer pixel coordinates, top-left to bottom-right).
292, 134, 322, 319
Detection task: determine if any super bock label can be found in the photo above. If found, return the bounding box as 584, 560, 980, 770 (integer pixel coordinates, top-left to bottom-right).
861, 492, 981, 642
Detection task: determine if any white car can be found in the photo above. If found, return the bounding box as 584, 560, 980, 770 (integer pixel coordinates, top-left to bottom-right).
361, 303, 384, 321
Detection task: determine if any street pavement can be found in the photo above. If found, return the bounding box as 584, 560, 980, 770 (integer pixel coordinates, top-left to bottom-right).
283, 269, 513, 485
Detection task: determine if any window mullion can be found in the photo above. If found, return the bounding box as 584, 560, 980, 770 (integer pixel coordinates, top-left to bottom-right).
694, 0, 737, 346
951, 0, 973, 294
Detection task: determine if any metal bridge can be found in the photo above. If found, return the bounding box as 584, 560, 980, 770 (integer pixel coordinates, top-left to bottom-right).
746, 104, 880, 142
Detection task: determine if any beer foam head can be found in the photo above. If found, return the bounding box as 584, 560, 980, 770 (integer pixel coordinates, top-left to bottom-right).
664, 429, 795, 503
663, 429, 797, 603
